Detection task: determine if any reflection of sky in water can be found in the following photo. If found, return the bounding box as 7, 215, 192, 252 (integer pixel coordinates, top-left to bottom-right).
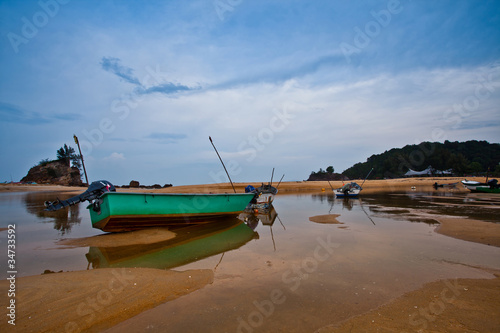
1, 191, 500, 331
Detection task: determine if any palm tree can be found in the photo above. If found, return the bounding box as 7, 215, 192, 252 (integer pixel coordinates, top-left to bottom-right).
56, 144, 76, 167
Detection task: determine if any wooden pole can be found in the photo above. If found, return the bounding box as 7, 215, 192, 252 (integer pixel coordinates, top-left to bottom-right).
209, 136, 236, 193
276, 174, 285, 190
361, 168, 373, 187
73, 135, 89, 185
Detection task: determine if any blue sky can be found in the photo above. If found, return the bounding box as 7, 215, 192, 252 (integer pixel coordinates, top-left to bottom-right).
1, 0, 499, 186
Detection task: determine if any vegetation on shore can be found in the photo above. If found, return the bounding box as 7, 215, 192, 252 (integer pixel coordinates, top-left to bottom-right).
20, 144, 83, 186
340, 140, 500, 179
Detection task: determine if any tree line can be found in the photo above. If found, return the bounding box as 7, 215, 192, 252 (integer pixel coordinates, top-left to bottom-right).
341, 140, 500, 179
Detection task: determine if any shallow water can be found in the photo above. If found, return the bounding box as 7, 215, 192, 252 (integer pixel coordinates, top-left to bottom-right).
1, 190, 499, 332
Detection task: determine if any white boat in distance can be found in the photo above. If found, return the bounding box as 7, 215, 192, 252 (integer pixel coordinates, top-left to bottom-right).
335, 182, 362, 198
334, 168, 373, 198
246, 168, 283, 208
245, 183, 278, 208
255, 183, 278, 205
461, 179, 486, 191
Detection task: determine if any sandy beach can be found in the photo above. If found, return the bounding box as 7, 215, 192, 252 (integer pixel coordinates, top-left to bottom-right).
0, 176, 485, 194
1, 177, 499, 332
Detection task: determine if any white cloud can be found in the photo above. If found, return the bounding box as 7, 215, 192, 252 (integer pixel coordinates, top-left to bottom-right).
104, 152, 125, 161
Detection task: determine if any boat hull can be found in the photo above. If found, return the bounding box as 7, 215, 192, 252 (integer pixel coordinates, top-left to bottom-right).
255, 192, 276, 204
335, 189, 361, 198
88, 192, 256, 232
255, 184, 278, 204
461, 180, 485, 191
471, 187, 500, 194
461, 179, 500, 193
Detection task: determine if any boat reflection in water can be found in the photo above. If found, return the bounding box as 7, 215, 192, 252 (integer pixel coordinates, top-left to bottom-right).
239, 204, 279, 228
239, 204, 283, 251
85, 217, 258, 270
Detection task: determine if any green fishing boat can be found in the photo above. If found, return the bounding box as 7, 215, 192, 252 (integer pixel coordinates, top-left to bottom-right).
45, 180, 256, 232
89, 192, 256, 232
462, 179, 500, 194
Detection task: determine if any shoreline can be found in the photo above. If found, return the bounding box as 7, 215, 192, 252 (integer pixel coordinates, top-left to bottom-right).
0, 176, 486, 193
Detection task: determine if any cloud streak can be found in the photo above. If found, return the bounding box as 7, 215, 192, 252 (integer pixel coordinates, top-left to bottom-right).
100, 57, 141, 86
101, 57, 198, 96
0, 102, 81, 125
136, 83, 196, 95
145, 132, 187, 143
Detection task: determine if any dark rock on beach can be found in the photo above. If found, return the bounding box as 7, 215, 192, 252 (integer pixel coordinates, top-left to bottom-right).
21, 161, 83, 186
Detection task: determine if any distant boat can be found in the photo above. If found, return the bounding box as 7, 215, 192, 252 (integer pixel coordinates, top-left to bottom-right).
45, 180, 256, 232
244, 184, 278, 209
433, 182, 458, 189
334, 182, 362, 198
245, 168, 283, 208
462, 179, 500, 193
334, 168, 373, 198
461, 179, 484, 191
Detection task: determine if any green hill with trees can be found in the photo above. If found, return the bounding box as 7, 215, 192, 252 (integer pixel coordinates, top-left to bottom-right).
308, 140, 499, 180
341, 140, 500, 179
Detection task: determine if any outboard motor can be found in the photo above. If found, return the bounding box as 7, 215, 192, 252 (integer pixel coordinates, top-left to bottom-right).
44, 180, 116, 211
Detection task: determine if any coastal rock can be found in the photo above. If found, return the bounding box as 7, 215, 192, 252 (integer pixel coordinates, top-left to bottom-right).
21, 161, 83, 186
129, 180, 140, 188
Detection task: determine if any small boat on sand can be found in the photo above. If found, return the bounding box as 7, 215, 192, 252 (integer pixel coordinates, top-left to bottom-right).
334, 168, 373, 198
461, 179, 485, 191
45, 180, 256, 232
245, 183, 278, 208
245, 169, 283, 208
462, 179, 500, 193
433, 182, 458, 189
335, 182, 362, 198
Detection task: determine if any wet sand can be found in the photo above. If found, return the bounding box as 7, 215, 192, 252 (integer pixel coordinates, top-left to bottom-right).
309, 214, 342, 224
436, 217, 500, 247
0, 268, 214, 333
1, 177, 499, 332
316, 273, 500, 333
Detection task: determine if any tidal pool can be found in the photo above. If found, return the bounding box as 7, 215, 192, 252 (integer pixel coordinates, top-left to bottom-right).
1, 190, 499, 332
